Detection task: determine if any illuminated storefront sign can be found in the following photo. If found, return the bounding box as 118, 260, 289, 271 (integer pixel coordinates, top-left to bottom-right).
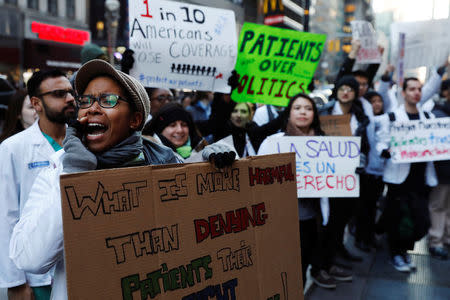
31, 22, 90, 46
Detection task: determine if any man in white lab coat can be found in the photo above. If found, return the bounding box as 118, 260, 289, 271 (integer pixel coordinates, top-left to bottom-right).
0, 70, 76, 300
376, 77, 437, 273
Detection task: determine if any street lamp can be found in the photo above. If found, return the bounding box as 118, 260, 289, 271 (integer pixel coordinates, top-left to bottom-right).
105, 0, 120, 64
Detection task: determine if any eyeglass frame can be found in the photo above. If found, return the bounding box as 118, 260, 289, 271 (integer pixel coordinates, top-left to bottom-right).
152, 94, 174, 102
36, 89, 76, 99
337, 86, 355, 93
75, 93, 129, 109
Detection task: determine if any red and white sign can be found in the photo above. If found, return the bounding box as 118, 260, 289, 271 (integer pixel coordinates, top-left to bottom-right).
258, 136, 361, 198
350, 20, 381, 64
31, 22, 90, 46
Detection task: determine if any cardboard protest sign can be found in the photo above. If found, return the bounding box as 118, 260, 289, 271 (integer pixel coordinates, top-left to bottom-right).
319, 114, 352, 136
389, 117, 450, 163
61, 154, 303, 299
350, 20, 381, 64
232, 23, 326, 107
128, 0, 237, 93
258, 136, 361, 197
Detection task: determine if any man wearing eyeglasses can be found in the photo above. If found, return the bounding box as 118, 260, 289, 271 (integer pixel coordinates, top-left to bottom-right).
0, 70, 75, 300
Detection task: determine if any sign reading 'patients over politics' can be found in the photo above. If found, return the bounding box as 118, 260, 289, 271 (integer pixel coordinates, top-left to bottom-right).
389, 117, 450, 163
232, 23, 326, 106
129, 0, 237, 93
61, 154, 303, 300
258, 136, 361, 198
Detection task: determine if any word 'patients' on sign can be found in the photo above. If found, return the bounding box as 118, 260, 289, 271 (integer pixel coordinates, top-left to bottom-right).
258, 136, 361, 198
231, 22, 326, 107
60, 153, 303, 300
350, 20, 381, 64
389, 117, 450, 163
128, 0, 237, 93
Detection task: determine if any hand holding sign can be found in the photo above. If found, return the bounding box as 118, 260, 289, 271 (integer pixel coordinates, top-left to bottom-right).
350, 21, 381, 64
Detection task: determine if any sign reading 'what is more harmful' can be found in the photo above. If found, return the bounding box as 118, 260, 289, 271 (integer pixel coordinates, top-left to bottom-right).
61, 154, 303, 299
129, 0, 237, 93
389, 117, 450, 163
232, 23, 326, 106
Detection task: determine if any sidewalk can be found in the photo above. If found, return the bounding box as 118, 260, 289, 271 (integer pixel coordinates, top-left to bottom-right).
304, 235, 450, 300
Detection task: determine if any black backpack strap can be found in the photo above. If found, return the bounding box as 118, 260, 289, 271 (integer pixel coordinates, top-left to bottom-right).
424, 111, 430, 119
267, 105, 275, 121
388, 112, 396, 122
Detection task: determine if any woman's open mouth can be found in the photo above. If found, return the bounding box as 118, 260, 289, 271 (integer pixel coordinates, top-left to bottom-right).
86, 123, 107, 138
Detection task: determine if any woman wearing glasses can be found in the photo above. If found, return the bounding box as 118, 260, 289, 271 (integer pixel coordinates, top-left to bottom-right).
10, 59, 234, 300
146, 87, 174, 118
317, 75, 372, 275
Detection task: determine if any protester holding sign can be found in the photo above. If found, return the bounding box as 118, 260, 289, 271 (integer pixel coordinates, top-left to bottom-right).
9, 59, 235, 300
259, 93, 348, 290
319, 75, 371, 264
333, 39, 388, 119
195, 88, 284, 158
376, 77, 438, 272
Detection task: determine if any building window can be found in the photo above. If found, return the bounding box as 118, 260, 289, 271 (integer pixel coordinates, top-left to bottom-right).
5, 0, 18, 5
28, 0, 38, 9
48, 0, 58, 16
67, 0, 75, 18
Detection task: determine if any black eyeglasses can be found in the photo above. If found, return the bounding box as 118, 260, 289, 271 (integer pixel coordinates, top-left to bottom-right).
153, 95, 174, 102
76, 94, 128, 109
37, 89, 76, 99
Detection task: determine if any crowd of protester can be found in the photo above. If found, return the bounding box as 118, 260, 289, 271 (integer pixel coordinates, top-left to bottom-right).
0, 39, 449, 300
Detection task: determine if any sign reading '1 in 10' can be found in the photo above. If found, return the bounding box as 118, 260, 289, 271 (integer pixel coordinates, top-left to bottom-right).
129, 0, 237, 93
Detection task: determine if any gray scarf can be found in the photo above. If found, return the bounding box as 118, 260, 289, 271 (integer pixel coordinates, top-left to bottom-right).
96, 132, 144, 169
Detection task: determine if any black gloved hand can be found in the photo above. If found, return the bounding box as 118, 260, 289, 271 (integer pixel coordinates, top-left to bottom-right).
227, 70, 240, 92
381, 149, 391, 159
62, 119, 97, 173
202, 143, 236, 169
209, 152, 236, 169
121, 49, 135, 74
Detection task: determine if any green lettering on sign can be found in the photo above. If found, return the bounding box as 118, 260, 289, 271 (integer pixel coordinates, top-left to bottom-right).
232, 22, 326, 106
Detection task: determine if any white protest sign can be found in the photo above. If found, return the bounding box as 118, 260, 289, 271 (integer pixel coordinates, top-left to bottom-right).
350, 20, 381, 64
389, 117, 450, 163
129, 0, 237, 92
390, 19, 450, 70
258, 136, 361, 198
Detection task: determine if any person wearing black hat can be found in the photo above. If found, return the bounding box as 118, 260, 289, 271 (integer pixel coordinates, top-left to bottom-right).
143, 102, 204, 160
143, 102, 237, 166
318, 75, 372, 270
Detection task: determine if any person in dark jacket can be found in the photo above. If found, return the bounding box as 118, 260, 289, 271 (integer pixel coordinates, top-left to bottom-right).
428, 79, 450, 260
319, 75, 371, 264
195, 92, 283, 158
143, 103, 204, 160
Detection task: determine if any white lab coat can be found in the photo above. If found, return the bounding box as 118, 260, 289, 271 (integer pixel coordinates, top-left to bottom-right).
253, 105, 279, 126
0, 121, 53, 288
375, 105, 438, 186
10, 150, 66, 299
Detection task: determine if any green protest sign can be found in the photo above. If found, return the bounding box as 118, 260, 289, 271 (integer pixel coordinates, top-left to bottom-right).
232, 23, 326, 106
